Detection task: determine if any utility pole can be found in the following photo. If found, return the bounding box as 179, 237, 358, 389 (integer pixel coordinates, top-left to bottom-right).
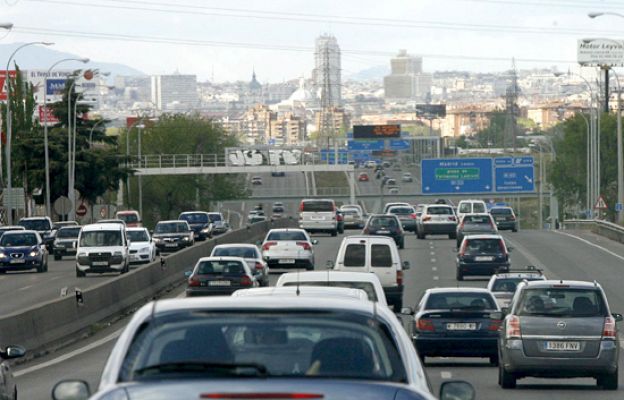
503, 59, 519, 153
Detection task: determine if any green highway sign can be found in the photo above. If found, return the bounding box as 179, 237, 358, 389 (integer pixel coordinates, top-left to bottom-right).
435, 168, 480, 180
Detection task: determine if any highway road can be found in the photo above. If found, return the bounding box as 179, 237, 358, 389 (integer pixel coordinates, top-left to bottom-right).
14, 226, 624, 399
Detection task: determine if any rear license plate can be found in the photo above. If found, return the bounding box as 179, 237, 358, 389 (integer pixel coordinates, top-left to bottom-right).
311, 216, 324, 221
165, 243, 177, 248
495, 217, 505, 221
92, 261, 108, 266
545, 341, 580, 351
378, 230, 390, 234
209, 281, 231, 286
475, 256, 494, 261
447, 323, 477, 330
279, 259, 296, 264
9, 259, 25, 264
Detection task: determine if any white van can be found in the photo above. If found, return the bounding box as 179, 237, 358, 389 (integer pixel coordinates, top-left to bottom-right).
298, 199, 338, 236
457, 199, 487, 220
75, 223, 129, 277
332, 235, 409, 310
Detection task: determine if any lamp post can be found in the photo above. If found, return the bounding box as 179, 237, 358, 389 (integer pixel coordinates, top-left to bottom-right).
0, 22, 13, 189
4, 41, 53, 224
43, 57, 89, 217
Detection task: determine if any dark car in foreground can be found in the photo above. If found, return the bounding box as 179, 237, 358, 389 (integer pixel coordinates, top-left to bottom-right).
411, 288, 501, 365
456, 234, 510, 280
0, 230, 49, 273
151, 220, 194, 252
178, 211, 213, 241
498, 280, 621, 390
363, 214, 405, 249
185, 256, 258, 296
51, 297, 476, 400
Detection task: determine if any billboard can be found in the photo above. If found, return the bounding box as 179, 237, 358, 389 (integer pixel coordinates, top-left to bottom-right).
46, 78, 67, 95
38, 105, 60, 125
416, 104, 446, 118
577, 39, 624, 67
353, 124, 401, 139
0, 70, 17, 101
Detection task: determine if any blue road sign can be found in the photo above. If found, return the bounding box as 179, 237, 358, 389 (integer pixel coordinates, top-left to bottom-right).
494, 157, 513, 166
347, 140, 384, 151
421, 158, 493, 194
45, 78, 66, 95
320, 149, 348, 164
616, 203, 623, 212
389, 139, 410, 150
514, 156, 534, 165
495, 166, 535, 193
267, 138, 276, 145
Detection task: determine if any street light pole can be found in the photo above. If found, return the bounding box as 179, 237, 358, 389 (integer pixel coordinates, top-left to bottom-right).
43, 57, 88, 217
0, 22, 14, 188
4, 41, 53, 224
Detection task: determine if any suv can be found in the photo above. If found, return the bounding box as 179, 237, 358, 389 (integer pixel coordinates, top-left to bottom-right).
486, 266, 546, 309
498, 280, 622, 390
332, 235, 410, 310
456, 234, 510, 280
18, 216, 55, 249
457, 199, 487, 220
76, 223, 129, 277
416, 204, 457, 239
152, 220, 194, 252
298, 199, 338, 236
489, 206, 518, 232
178, 211, 213, 241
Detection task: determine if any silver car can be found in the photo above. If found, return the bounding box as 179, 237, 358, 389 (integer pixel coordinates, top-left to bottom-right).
498, 280, 622, 390
260, 228, 317, 270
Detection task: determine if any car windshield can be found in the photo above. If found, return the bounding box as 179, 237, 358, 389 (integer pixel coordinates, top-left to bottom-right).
282, 281, 378, 302
179, 213, 208, 224
119, 311, 406, 383
57, 227, 81, 238
490, 208, 512, 215
196, 260, 246, 275
213, 247, 258, 258
79, 231, 122, 247
517, 288, 606, 317
427, 206, 453, 215
492, 277, 543, 292
302, 201, 334, 212
267, 231, 307, 241
155, 222, 188, 233
426, 292, 497, 310
463, 238, 504, 255
118, 213, 139, 223
19, 219, 50, 231
128, 230, 150, 242
208, 214, 223, 222
0, 233, 38, 247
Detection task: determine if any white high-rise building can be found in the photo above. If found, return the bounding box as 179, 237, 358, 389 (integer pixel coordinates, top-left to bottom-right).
384, 50, 432, 102
312, 34, 341, 106
151, 73, 198, 110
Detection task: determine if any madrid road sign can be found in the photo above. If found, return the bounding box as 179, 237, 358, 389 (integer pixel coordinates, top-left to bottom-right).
495, 166, 535, 192
422, 158, 493, 194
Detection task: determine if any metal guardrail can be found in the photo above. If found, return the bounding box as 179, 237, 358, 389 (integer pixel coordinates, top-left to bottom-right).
562, 219, 624, 245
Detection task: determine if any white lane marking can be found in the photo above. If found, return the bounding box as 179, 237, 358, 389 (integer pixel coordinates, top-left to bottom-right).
431, 258, 436, 263
18, 285, 33, 291
433, 276, 439, 281
15, 288, 188, 377
555, 231, 624, 263
441, 371, 452, 379
430, 251, 435, 256
48, 276, 60, 281
432, 267, 438, 271
428, 241, 434, 245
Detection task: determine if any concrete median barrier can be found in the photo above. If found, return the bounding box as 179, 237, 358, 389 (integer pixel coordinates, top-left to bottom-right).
0, 219, 295, 355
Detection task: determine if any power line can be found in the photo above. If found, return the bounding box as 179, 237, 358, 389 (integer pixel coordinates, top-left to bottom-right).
450, 0, 624, 9
21, 0, 624, 37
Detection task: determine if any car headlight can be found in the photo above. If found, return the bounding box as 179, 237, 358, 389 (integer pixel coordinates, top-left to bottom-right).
153, 237, 161, 243
29, 250, 39, 257
0, 252, 5, 258
113, 251, 122, 256
182, 237, 190, 241
77, 252, 87, 257
140, 247, 150, 253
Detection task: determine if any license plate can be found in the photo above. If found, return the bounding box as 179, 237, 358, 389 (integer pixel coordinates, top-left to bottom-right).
378, 230, 390, 234
209, 281, 231, 286
447, 323, 477, 330
475, 256, 494, 261
495, 217, 505, 221
165, 243, 177, 248
279, 259, 296, 264
311, 216, 324, 221
92, 261, 108, 266
9, 259, 25, 264
545, 341, 580, 351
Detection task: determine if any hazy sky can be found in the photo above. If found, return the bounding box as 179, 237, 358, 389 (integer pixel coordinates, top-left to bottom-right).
2, 0, 624, 82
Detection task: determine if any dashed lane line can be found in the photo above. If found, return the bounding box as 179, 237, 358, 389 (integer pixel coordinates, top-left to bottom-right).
18, 285, 33, 291
440, 371, 452, 379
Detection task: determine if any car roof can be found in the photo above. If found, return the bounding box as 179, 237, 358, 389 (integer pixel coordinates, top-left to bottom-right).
278, 271, 383, 284
196, 256, 248, 263
0, 225, 25, 230
267, 228, 306, 233
492, 273, 544, 279
2, 229, 38, 235
341, 235, 396, 242
426, 287, 494, 294
19, 216, 50, 221
213, 243, 257, 249
116, 210, 139, 215
179, 211, 208, 215
458, 199, 486, 203
522, 280, 601, 290
82, 223, 124, 232
424, 204, 453, 208
232, 286, 370, 301
490, 206, 513, 210
126, 227, 148, 232
58, 225, 81, 230
157, 220, 187, 224
462, 234, 504, 240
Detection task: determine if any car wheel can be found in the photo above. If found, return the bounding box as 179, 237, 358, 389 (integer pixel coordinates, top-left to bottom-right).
36, 263, 45, 273
512, 227, 518, 233
76, 267, 85, 278
456, 269, 463, 281
45, 260, 49, 272
489, 355, 499, 366
499, 366, 516, 389
331, 230, 337, 237
54, 253, 61, 261
598, 369, 618, 390
399, 239, 405, 249
449, 232, 457, 239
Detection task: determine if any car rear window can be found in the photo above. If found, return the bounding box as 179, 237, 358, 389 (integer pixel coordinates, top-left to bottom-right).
196, 260, 246, 275
371, 244, 392, 267
213, 247, 257, 258
427, 206, 453, 215
473, 203, 486, 213
118, 213, 139, 223
267, 231, 307, 241
343, 244, 365, 267
208, 214, 223, 222
426, 292, 497, 310
458, 203, 471, 213
463, 238, 505, 255
57, 227, 81, 238
301, 201, 334, 212
388, 207, 414, 215
490, 208, 512, 215
463, 215, 492, 225
283, 281, 378, 301
517, 288, 606, 317
492, 277, 543, 292
369, 217, 398, 229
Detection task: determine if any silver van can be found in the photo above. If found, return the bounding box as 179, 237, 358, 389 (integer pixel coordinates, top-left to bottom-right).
298, 199, 338, 236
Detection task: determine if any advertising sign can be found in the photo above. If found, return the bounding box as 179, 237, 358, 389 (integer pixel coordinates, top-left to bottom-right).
577, 39, 624, 67
353, 124, 401, 139
38, 105, 60, 125
0, 70, 17, 101
45, 78, 67, 95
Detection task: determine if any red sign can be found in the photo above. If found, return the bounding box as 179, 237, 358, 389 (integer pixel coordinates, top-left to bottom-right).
0, 70, 17, 101
126, 116, 156, 128
76, 203, 88, 217
38, 105, 60, 125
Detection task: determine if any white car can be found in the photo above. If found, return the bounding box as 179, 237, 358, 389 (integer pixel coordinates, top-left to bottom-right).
486, 266, 547, 309
261, 228, 317, 270
126, 227, 157, 265
276, 270, 388, 307
49, 297, 475, 400
76, 223, 129, 276
232, 286, 370, 302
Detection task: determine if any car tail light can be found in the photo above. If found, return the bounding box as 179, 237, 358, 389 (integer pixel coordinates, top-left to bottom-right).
603, 316, 617, 339
299, 202, 304, 212
397, 270, 403, 286
505, 315, 521, 339
499, 239, 508, 256
458, 220, 465, 230
409, 213, 416, 219
459, 240, 468, 257
201, 394, 324, 399
509, 215, 516, 221
488, 319, 502, 331
240, 275, 253, 286
254, 262, 264, 271
296, 241, 312, 251
416, 318, 435, 332
336, 214, 343, 222
262, 241, 277, 251
422, 215, 431, 222
188, 275, 200, 287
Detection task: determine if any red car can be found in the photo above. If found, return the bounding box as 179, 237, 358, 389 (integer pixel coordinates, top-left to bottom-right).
358, 172, 369, 182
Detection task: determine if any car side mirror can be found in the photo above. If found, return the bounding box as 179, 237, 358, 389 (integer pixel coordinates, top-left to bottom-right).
612, 313, 623, 322
400, 307, 414, 315
439, 380, 476, 400
2, 345, 25, 359
184, 270, 192, 278
507, 246, 514, 252
149, 230, 154, 235
311, 239, 319, 245
402, 261, 410, 270
52, 380, 91, 400
326, 260, 335, 269
489, 311, 503, 320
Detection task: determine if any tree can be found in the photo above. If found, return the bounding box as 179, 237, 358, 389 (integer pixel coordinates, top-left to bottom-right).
122, 114, 247, 227
472, 111, 506, 148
